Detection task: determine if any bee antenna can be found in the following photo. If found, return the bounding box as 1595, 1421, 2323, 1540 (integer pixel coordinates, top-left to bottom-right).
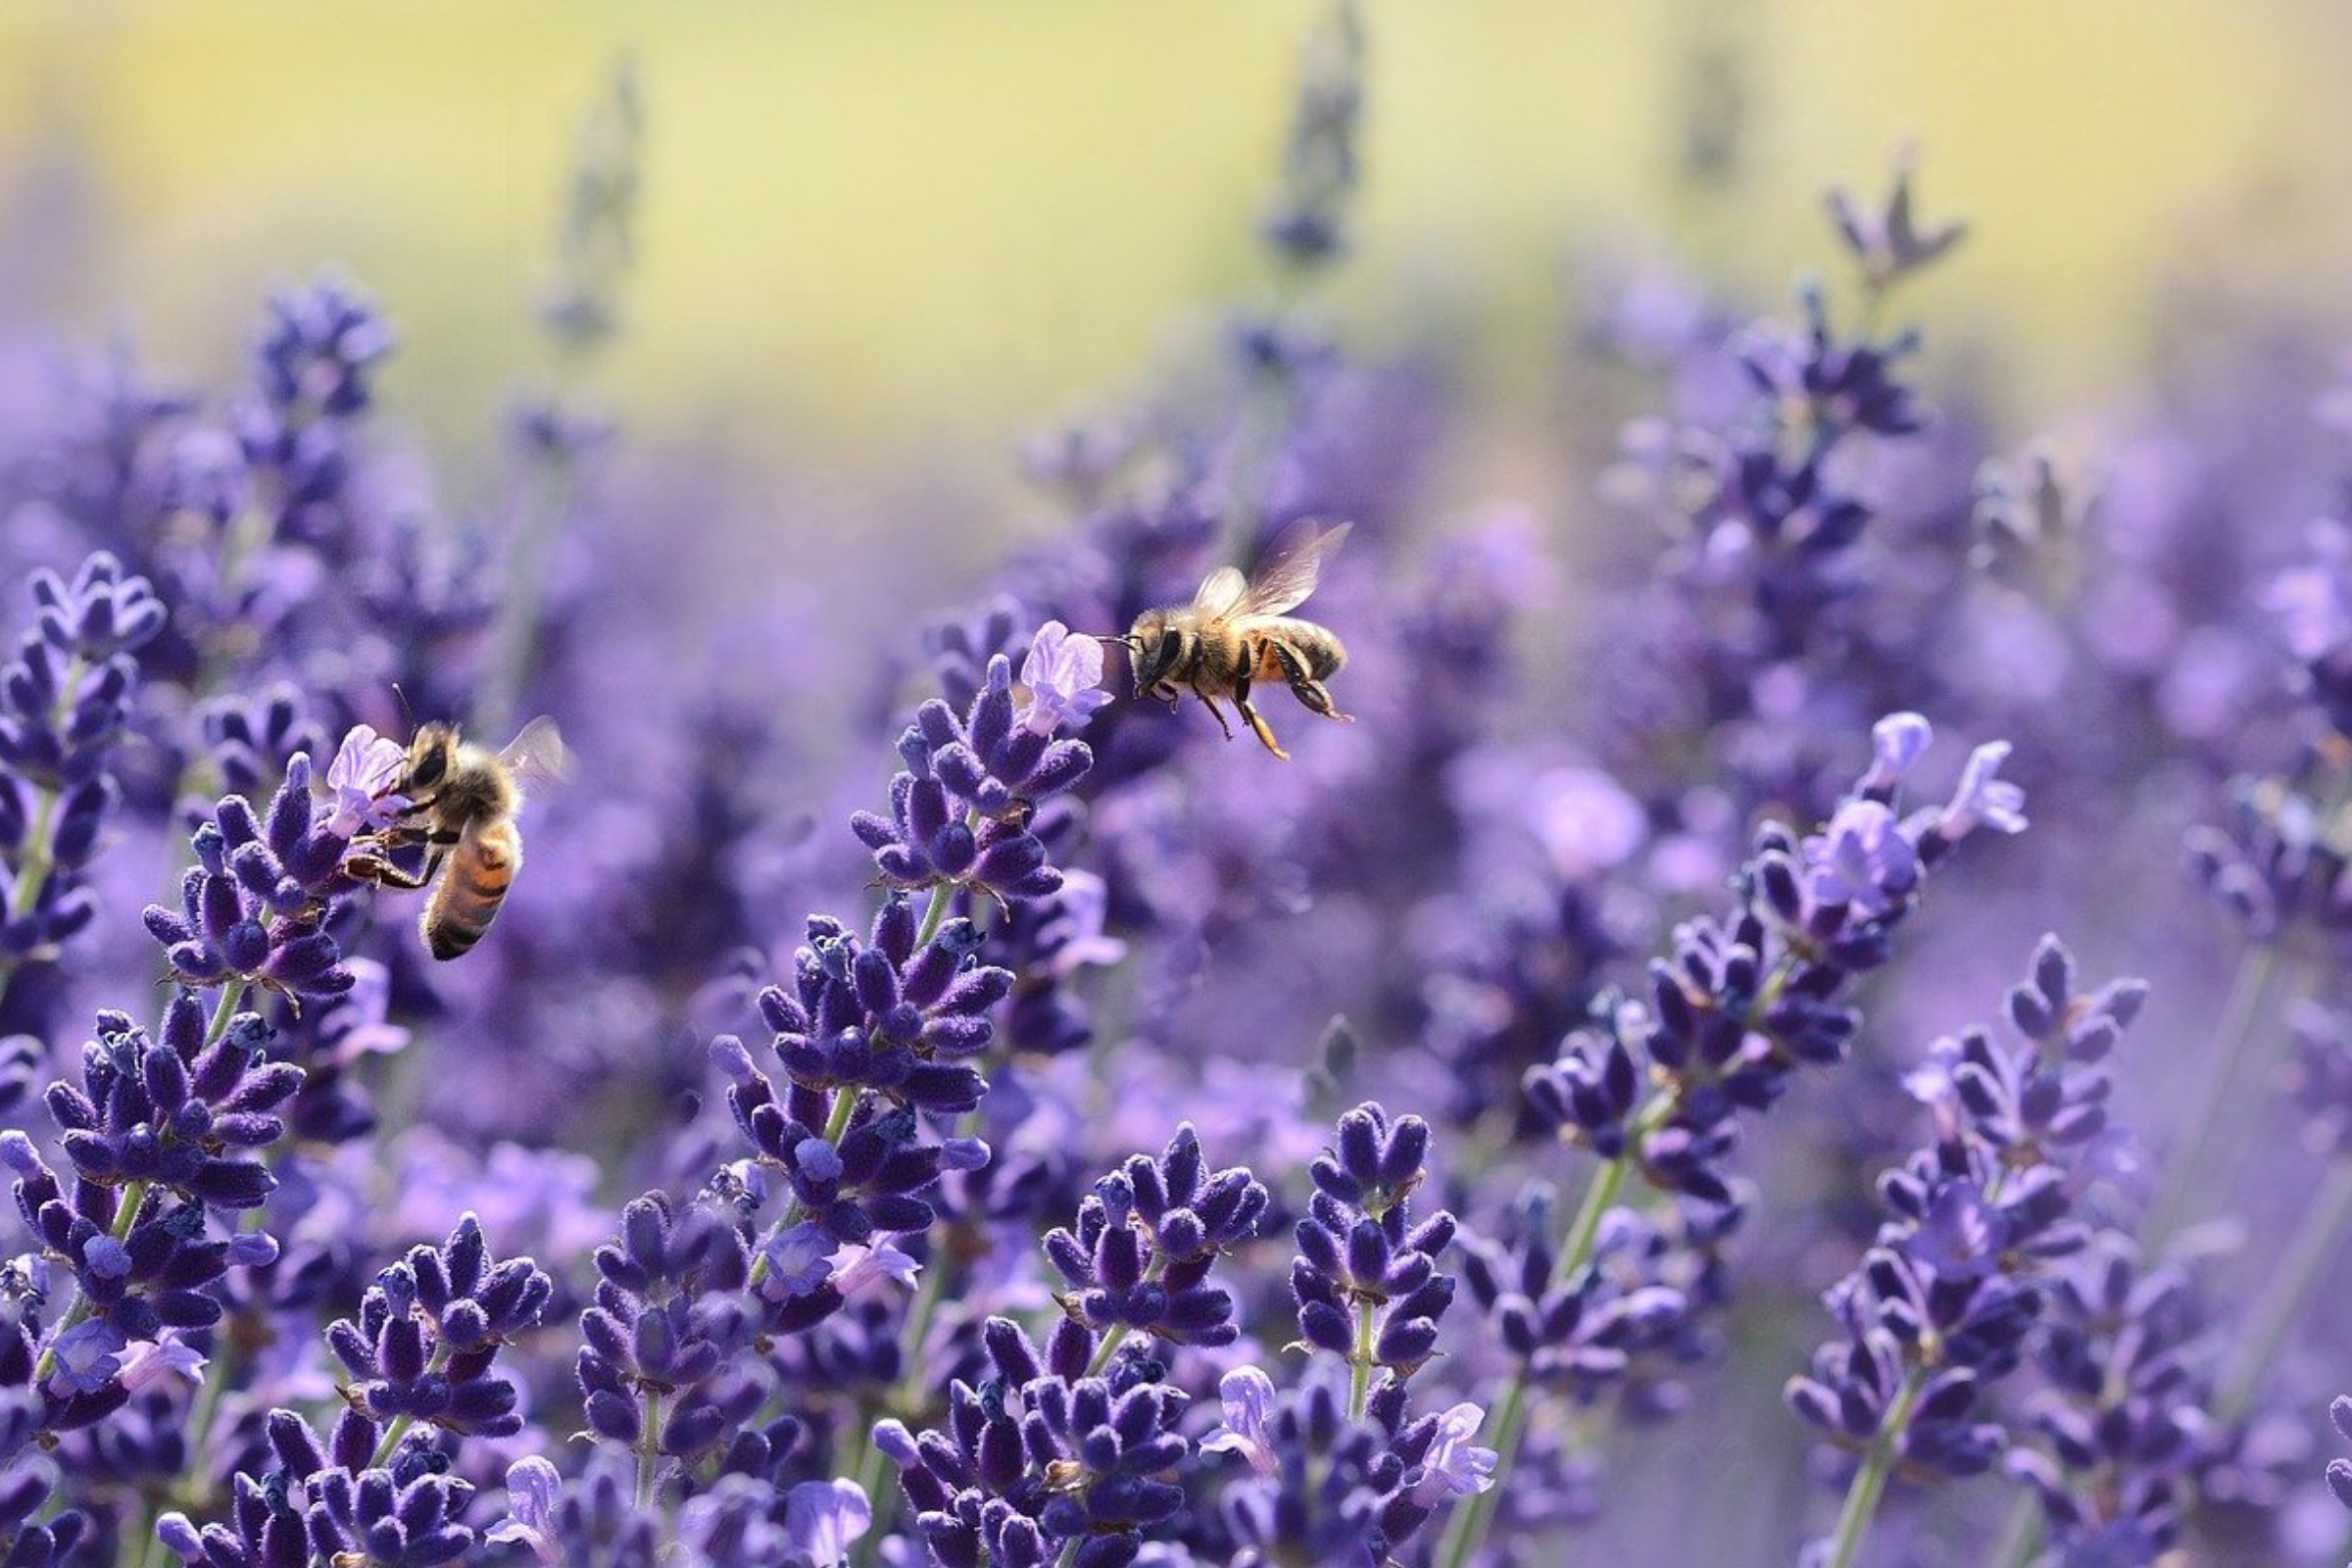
390, 681, 417, 734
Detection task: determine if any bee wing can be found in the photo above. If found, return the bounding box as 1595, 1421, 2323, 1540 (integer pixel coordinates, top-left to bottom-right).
1192, 565, 1250, 620
1235, 518, 1352, 619
497, 715, 574, 801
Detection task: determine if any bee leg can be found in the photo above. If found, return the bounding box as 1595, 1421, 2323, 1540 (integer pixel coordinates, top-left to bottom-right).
1191, 683, 1237, 742
1268, 641, 1353, 723
346, 848, 446, 892
1235, 699, 1289, 760
1230, 650, 1289, 760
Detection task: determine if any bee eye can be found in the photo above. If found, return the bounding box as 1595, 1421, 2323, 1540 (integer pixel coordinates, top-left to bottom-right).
1155, 629, 1183, 664
410, 750, 446, 787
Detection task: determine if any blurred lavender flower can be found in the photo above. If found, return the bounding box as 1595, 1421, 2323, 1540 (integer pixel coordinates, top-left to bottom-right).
1785, 938, 2147, 1565
1824, 142, 1968, 296
0, 552, 165, 995
1259, 0, 1364, 269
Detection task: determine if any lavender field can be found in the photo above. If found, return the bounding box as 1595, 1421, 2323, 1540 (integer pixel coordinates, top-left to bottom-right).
4, 5, 2352, 1566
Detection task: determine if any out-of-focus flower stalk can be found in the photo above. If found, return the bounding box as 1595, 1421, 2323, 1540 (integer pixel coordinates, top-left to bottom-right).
475, 54, 638, 740
2215, 1157, 2352, 1423
1435, 1146, 1633, 1568
2140, 941, 2285, 1246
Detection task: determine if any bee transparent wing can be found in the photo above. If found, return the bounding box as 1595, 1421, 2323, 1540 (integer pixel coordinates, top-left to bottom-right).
1235, 519, 1352, 619
1192, 565, 1250, 620
498, 715, 574, 801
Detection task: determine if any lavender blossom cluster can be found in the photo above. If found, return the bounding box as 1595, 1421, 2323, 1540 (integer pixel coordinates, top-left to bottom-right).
5, 10, 2352, 1568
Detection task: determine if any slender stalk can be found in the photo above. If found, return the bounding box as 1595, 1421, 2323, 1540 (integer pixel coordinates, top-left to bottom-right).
1981, 1494, 2043, 1568
1435, 1152, 1633, 1568
1347, 1297, 1376, 1419
203, 980, 251, 1047
638, 1386, 665, 1506
1820, 1369, 1926, 1568
2214, 1157, 2352, 1423
474, 446, 575, 741
913, 883, 955, 951
2143, 943, 2280, 1246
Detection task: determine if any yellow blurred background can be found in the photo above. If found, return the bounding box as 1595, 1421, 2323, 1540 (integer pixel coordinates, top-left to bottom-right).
3, 0, 2349, 480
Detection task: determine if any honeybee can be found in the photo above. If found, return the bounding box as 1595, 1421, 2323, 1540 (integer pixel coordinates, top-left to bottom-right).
1113, 519, 1354, 760
346, 716, 570, 960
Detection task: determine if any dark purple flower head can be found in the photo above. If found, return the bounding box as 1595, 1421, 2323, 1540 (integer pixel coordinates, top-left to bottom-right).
1786, 939, 2148, 1533
1459, 1195, 1702, 1410
2004, 1238, 2208, 1563
142, 749, 382, 1000
1044, 1124, 1268, 1351
576, 1192, 766, 1476
1213, 1370, 1492, 1568
195, 685, 326, 803
742, 900, 1009, 1115
1739, 285, 1926, 441
1258, 0, 1363, 269
160, 1406, 470, 1568
1291, 1103, 1458, 1385
853, 650, 1095, 906
1528, 714, 2024, 1198
41, 995, 298, 1207
326, 1213, 551, 1443
249, 273, 394, 426
875, 1314, 1186, 1568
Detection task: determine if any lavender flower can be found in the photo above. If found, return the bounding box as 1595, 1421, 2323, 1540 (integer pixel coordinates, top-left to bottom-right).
1218, 1374, 1492, 1568
1016, 621, 1112, 738
875, 1314, 1187, 1568
854, 649, 1095, 906
1042, 1123, 1269, 1354
1824, 142, 1968, 294
1290, 1103, 1458, 1397
326, 1213, 551, 1443
1784, 938, 2147, 1566
575, 1192, 760, 1475
2002, 1239, 2209, 1566
142, 741, 386, 1001
0, 552, 165, 987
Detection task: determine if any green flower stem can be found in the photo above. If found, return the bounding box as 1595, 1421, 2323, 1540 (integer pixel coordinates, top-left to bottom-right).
1435, 1148, 1634, 1568
1819, 1369, 1926, 1568
2215, 1156, 2352, 1423
2143, 942, 2282, 1246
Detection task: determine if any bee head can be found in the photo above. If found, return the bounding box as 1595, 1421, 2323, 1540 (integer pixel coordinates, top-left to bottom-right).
1121, 612, 1187, 695
405, 724, 460, 792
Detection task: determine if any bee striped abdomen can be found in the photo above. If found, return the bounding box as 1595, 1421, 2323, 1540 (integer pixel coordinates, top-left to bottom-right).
1253, 618, 1347, 680
422, 818, 521, 961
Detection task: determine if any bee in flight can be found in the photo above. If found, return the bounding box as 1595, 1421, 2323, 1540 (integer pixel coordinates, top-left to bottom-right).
1111, 518, 1353, 760
345, 716, 570, 960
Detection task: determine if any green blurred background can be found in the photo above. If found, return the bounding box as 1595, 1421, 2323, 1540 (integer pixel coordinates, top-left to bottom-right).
3, 0, 2348, 482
